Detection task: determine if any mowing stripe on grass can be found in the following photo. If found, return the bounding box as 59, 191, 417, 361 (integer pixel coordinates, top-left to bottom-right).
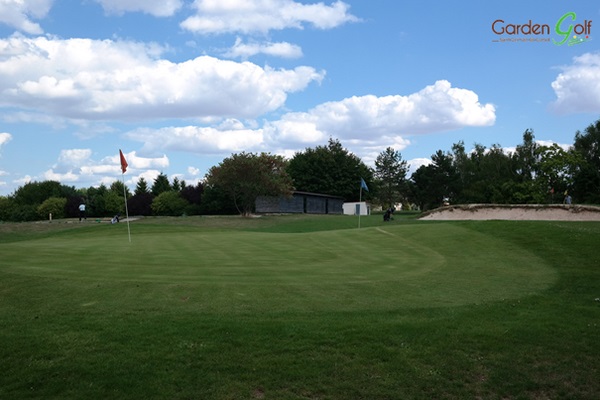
0, 223, 556, 311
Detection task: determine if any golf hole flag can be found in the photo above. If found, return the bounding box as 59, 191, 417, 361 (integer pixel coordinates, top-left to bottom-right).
360, 177, 369, 192
118, 149, 132, 242
119, 149, 128, 174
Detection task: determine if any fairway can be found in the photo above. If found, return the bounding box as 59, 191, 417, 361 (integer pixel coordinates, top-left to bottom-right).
1, 220, 555, 311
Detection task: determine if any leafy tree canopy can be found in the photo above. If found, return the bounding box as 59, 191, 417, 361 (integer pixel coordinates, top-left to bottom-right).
205, 152, 292, 216
151, 191, 189, 216
287, 138, 373, 201
374, 147, 408, 208
572, 119, 600, 203
12, 181, 76, 206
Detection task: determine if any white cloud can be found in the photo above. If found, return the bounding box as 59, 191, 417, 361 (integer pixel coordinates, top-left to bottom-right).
407, 158, 432, 175
0, 36, 324, 121
57, 149, 92, 167
115, 151, 169, 170
93, 0, 183, 17
353, 136, 412, 167
0, 130, 13, 189
127, 124, 265, 154
224, 38, 303, 59
551, 52, 600, 114
13, 174, 32, 187
269, 115, 326, 144
39, 150, 169, 189
0, 169, 8, 188
0, 132, 12, 149
0, 0, 52, 35
133, 170, 161, 186
43, 169, 80, 182
187, 166, 201, 176
126, 81, 494, 162
79, 165, 123, 176
535, 140, 572, 151
181, 0, 358, 34
270, 80, 496, 144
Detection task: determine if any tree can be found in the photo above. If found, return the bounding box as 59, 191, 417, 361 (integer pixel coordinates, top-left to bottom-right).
199, 185, 238, 215
571, 119, 600, 203
181, 182, 203, 215
128, 193, 154, 216
500, 130, 542, 204
6, 181, 76, 221
151, 191, 189, 216
38, 197, 67, 219
87, 184, 108, 217
135, 177, 150, 195
172, 177, 182, 192
514, 129, 538, 182
463, 143, 514, 203
374, 147, 408, 208
410, 150, 457, 210
0, 196, 16, 221
151, 173, 171, 196
450, 141, 470, 202
534, 143, 581, 203
287, 138, 373, 200
103, 190, 123, 216
205, 152, 293, 216
130, 177, 153, 215
110, 180, 131, 198
12, 180, 76, 206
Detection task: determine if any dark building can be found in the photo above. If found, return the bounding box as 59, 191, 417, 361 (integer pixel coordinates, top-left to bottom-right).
255, 191, 344, 214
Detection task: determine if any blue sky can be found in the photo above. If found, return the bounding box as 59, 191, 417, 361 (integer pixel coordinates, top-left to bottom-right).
0, 0, 599, 195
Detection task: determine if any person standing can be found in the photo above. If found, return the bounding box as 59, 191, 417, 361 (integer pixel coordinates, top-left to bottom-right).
79, 202, 86, 221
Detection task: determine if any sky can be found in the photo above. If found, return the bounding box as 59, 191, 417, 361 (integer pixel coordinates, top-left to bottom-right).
0, 0, 599, 195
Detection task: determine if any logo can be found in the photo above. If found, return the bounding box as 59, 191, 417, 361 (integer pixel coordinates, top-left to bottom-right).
554, 12, 591, 45
492, 12, 592, 45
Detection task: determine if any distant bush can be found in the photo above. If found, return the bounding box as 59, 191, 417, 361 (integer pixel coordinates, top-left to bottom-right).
151, 191, 189, 216
37, 197, 67, 220
10, 204, 38, 221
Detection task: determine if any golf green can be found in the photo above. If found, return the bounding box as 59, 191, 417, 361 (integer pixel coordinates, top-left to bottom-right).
1, 222, 555, 312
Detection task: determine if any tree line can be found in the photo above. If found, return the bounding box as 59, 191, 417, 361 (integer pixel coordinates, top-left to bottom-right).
0, 173, 206, 222
411, 120, 600, 209
1, 118, 599, 221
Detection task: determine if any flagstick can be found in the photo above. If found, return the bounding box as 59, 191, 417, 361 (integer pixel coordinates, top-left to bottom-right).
121, 173, 131, 243
358, 185, 362, 229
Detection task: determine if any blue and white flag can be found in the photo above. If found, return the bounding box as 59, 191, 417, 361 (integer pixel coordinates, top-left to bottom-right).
360, 178, 369, 192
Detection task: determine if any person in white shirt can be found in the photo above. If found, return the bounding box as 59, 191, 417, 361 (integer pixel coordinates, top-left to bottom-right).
79, 203, 86, 221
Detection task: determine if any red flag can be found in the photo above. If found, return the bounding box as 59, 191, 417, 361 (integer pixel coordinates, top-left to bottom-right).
119, 149, 128, 173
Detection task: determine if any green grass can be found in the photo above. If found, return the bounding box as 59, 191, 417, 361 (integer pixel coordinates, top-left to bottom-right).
1, 214, 599, 399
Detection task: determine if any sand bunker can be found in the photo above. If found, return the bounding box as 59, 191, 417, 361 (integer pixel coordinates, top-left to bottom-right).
419, 204, 600, 221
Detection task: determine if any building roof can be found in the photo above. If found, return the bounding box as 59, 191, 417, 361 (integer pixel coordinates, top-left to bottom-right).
291, 191, 344, 199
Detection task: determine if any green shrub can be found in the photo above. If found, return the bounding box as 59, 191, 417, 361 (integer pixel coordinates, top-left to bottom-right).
10, 204, 38, 221
37, 197, 67, 220
0, 196, 16, 221
151, 191, 189, 216
103, 191, 124, 216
